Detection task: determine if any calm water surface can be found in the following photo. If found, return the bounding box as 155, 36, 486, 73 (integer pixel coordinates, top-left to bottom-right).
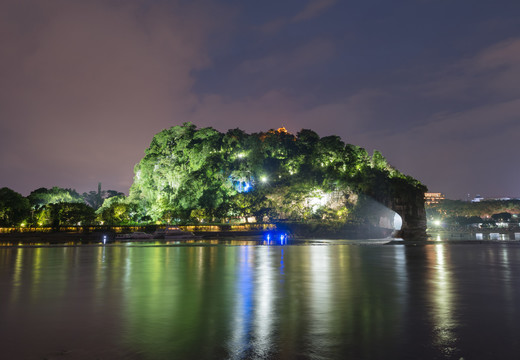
1, 239, 520, 359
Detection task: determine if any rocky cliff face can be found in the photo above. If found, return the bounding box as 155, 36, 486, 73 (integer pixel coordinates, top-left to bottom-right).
364, 178, 427, 239
390, 191, 427, 239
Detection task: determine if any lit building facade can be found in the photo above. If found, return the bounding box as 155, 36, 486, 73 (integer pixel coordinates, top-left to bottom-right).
425, 192, 445, 205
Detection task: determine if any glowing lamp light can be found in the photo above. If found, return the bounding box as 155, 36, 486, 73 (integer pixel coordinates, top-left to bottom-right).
307, 189, 330, 212
264, 231, 288, 245
237, 153, 245, 159
433, 220, 441, 226
260, 176, 268, 183
238, 181, 251, 192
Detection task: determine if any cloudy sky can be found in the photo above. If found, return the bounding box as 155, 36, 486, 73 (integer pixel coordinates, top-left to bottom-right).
1, 0, 519, 199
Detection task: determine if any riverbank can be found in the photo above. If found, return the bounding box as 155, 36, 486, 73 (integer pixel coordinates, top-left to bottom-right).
427, 228, 520, 241
0, 231, 105, 244
0, 222, 398, 244
0, 224, 273, 244
0, 228, 395, 245
0, 229, 271, 244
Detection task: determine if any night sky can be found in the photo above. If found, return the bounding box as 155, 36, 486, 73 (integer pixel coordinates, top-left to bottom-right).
1, 0, 519, 200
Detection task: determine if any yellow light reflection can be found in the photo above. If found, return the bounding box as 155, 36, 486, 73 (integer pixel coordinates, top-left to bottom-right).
429, 244, 457, 355
500, 248, 513, 306
253, 247, 275, 357
309, 246, 332, 352
229, 246, 254, 359
30, 247, 43, 301
10, 248, 24, 304
393, 246, 408, 308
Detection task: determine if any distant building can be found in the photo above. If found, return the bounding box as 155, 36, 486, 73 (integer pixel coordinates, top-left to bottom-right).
472, 194, 483, 203
470, 195, 518, 202
425, 192, 445, 205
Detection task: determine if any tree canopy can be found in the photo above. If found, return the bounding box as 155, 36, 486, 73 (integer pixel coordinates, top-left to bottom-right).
0, 185, 126, 228
427, 199, 520, 219
0, 124, 427, 229
129, 123, 426, 224
28, 187, 83, 210
83, 183, 124, 210
0, 187, 30, 226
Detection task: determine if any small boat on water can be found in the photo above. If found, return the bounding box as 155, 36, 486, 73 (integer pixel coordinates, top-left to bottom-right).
115, 232, 154, 240
153, 226, 198, 240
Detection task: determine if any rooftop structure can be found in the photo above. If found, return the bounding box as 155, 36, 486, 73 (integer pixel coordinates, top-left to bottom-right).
471, 194, 483, 203
424, 192, 445, 205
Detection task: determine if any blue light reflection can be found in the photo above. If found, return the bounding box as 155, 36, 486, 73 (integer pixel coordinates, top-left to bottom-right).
263, 231, 289, 245
228, 176, 254, 193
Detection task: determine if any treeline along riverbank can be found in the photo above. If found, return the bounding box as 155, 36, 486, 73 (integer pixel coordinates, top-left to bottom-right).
1, 124, 428, 239
0, 221, 397, 244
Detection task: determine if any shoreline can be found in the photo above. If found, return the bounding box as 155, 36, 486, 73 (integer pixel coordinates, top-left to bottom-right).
1, 231, 520, 247
0, 223, 397, 244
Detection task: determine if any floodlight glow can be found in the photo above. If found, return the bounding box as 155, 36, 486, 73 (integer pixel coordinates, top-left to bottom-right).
264, 231, 288, 245
260, 176, 267, 183
433, 220, 441, 226
306, 189, 330, 212
237, 153, 245, 159
228, 175, 254, 193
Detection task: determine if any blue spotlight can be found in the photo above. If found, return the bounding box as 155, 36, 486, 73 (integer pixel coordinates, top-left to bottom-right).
263, 231, 289, 245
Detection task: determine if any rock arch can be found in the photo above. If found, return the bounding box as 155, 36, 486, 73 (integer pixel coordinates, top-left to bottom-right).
388, 193, 427, 238
359, 178, 427, 239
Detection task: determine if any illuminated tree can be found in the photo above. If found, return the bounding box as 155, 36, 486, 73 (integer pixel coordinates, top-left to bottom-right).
38, 202, 96, 228
129, 123, 425, 224
427, 199, 520, 219
97, 195, 138, 225
28, 187, 83, 210
0, 187, 30, 226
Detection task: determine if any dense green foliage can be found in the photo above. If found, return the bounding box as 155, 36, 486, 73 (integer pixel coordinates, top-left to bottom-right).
0, 187, 30, 226
427, 199, 520, 219
37, 202, 96, 228
96, 195, 139, 225
83, 183, 124, 210
0, 124, 426, 228
129, 123, 425, 224
426, 199, 520, 228
0, 185, 124, 227
28, 187, 83, 210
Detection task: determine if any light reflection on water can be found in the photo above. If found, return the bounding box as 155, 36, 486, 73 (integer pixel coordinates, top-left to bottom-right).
1, 241, 520, 359
430, 244, 457, 356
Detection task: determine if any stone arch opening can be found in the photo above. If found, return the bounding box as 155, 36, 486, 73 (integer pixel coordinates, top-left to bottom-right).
351, 194, 402, 235
370, 192, 427, 239
393, 212, 403, 231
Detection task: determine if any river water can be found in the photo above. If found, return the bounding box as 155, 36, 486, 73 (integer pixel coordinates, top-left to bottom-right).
1, 238, 520, 359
